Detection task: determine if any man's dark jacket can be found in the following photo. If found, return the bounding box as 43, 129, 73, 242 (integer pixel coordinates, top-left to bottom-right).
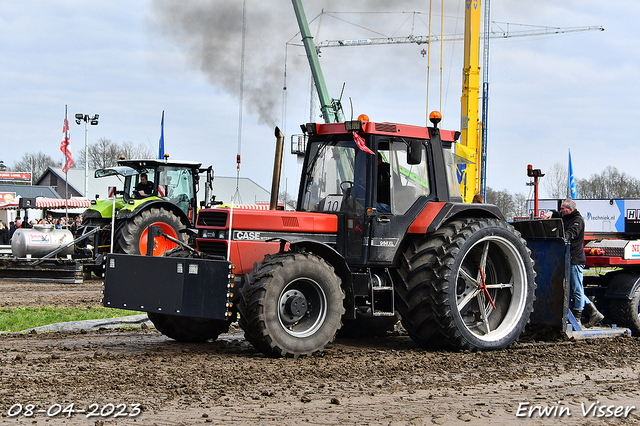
562, 209, 586, 265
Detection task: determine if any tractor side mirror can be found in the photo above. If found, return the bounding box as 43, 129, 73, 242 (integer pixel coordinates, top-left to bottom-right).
407, 140, 422, 164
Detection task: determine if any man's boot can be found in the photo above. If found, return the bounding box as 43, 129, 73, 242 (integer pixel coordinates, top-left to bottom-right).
584, 303, 604, 328
571, 309, 582, 328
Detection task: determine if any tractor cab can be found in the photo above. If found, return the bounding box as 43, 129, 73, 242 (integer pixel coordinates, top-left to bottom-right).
95, 159, 203, 226
297, 118, 462, 265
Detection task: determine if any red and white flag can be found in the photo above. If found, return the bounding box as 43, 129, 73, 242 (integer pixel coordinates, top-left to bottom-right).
60, 114, 72, 173
352, 131, 374, 155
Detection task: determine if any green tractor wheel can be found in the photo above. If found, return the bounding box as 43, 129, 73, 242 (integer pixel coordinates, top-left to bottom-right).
114, 207, 187, 256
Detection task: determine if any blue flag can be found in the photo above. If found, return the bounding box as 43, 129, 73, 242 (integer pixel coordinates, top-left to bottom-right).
568, 149, 577, 199
158, 110, 165, 159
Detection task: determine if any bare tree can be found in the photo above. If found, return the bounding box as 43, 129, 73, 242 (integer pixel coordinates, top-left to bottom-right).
118, 141, 155, 160
10, 152, 62, 182
76, 139, 156, 169
513, 193, 528, 218
278, 191, 297, 210
486, 187, 528, 221
543, 162, 568, 199
577, 166, 640, 198
486, 188, 514, 220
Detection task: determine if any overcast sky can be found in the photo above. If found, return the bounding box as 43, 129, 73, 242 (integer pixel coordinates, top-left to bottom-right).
1, 0, 637, 202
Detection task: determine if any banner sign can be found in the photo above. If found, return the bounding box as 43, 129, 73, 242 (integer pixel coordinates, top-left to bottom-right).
0, 172, 30, 181
0, 192, 16, 203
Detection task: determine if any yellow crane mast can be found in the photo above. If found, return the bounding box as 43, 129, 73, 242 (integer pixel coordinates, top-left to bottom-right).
458, 0, 482, 203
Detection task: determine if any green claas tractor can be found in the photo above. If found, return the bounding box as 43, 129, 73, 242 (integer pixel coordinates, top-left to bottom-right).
79, 158, 214, 277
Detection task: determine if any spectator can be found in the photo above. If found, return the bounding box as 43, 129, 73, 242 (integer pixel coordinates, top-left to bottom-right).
10, 219, 22, 239
0, 221, 9, 245
544, 199, 604, 327
71, 216, 83, 237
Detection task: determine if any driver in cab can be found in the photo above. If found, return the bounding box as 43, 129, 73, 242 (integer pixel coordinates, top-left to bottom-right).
135, 173, 154, 197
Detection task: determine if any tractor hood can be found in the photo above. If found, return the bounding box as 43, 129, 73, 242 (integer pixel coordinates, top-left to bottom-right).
95, 166, 139, 178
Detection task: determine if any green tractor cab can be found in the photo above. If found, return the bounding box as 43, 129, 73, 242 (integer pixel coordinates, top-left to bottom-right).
80, 159, 213, 276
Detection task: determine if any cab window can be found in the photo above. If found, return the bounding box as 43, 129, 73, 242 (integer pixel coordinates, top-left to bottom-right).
377, 141, 430, 215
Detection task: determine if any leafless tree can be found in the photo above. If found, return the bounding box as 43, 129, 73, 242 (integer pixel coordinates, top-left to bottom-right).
513, 192, 528, 218
278, 191, 297, 210
118, 141, 155, 161
10, 152, 62, 182
76, 139, 155, 169
577, 166, 640, 198
543, 162, 568, 199
486, 187, 528, 221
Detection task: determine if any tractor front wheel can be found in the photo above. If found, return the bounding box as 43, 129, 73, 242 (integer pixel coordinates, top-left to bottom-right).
114, 207, 186, 256
147, 313, 232, 343
239, 252, 345, 357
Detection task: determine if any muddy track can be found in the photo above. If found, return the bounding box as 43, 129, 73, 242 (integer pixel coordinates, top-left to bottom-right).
1, 280, 639, 425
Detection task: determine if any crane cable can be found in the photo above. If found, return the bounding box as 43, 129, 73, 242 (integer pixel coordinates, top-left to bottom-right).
425, 0, 432, 123
228, 0, 247, 262
440, 1, 444, 112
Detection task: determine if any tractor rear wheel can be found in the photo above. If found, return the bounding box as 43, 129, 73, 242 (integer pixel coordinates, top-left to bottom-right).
147, 313, 232, 343
239, 252, 345, 358
114, 207, 186, 256
395, 218, 536, 351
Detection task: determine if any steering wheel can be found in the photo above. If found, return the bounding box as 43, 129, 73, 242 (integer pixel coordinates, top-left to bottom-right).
340, 181, 353, 191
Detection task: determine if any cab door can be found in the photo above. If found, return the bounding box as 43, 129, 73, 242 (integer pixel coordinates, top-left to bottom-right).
368, 139, 432, 264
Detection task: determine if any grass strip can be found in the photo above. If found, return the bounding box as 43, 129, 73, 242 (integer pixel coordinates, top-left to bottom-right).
0, 307, 141, 332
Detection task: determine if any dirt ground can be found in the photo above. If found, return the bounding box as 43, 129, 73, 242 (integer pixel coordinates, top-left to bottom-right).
1, 279, 639, 426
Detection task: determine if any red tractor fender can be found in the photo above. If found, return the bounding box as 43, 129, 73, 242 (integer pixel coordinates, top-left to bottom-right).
408, 202, 504, 234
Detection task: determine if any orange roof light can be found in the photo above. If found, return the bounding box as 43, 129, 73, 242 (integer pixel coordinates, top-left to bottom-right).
429, 111, 442, 127
357, 114, 370, 122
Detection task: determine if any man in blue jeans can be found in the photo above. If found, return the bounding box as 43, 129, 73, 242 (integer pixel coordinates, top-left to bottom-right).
546, 199, 604, 327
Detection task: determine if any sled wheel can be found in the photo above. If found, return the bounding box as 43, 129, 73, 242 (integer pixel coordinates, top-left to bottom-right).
608, 274, 640, 335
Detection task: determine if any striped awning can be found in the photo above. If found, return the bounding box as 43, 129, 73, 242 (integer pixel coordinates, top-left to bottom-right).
35, 198, 90, 208
0, 197, 90, 210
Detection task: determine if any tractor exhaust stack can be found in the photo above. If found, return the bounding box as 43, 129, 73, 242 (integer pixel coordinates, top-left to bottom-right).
270, 127, 284, 210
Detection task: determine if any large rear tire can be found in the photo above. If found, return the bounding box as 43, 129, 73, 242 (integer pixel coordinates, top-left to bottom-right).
239, 252, 345, 358
147, 313, 232, 343
395, 218, 536, 351
115, 207, 187, 256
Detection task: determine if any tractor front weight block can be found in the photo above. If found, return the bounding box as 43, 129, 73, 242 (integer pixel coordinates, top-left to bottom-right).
103, 254, 233, 320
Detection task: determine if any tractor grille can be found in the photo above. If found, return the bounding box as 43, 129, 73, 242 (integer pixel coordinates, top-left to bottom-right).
375, 123, 397, 133
197, 210, 228, 227
282, 216, 300, 228
197, 240, 228, 258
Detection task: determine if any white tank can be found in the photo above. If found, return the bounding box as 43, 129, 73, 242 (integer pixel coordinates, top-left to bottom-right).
11, 225, 74, 258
